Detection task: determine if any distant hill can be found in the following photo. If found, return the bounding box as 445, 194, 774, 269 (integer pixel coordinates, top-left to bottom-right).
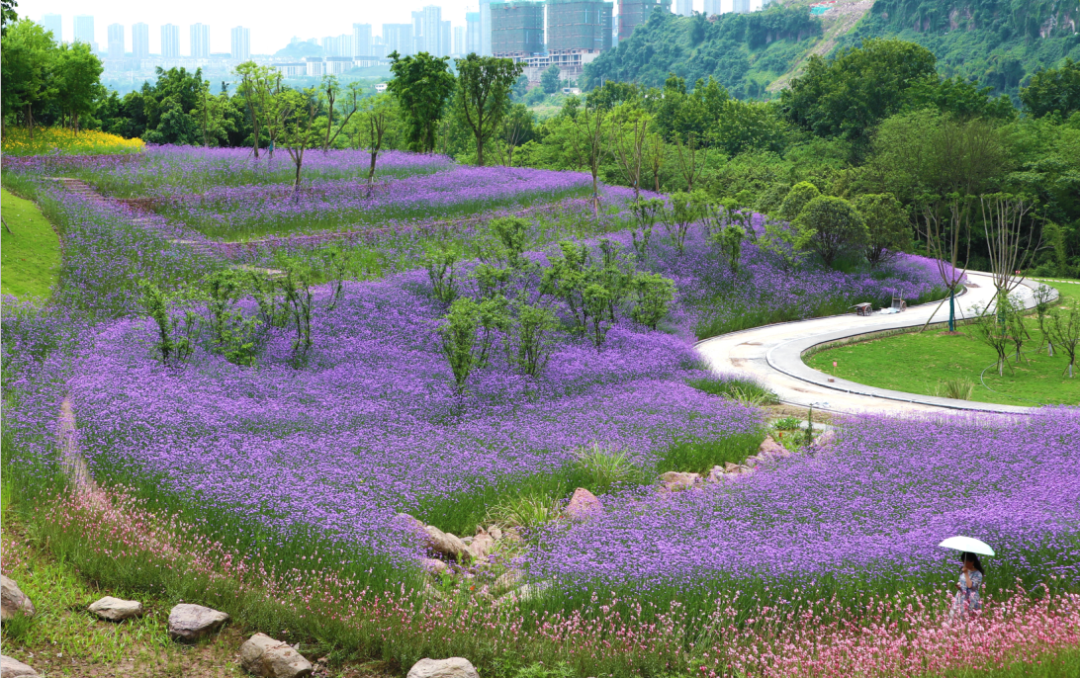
582, 0, 1080, 98
274, 42, 326, 59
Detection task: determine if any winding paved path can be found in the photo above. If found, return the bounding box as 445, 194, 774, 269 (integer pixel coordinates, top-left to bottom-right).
696, 272, 1056, 416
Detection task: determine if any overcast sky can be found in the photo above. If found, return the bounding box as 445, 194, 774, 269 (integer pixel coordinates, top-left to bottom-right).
20, 0, 739, 55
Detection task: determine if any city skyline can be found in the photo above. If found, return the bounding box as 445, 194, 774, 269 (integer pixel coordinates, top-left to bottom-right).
22, 0, 761, 55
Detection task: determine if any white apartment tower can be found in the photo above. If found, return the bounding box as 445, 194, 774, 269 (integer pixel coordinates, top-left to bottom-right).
73, 15, 94, 46
107, 23, 124, 58
132, 23, 150, 59
190, 23, 210, 58
41, 14, 62, 41
676, 0, 693, 16
231, 26, 250, 60
161, 24, 180, 58
353, 23, 372, 56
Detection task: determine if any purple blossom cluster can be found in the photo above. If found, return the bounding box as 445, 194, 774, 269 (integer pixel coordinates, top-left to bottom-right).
523, 407, 1080, 595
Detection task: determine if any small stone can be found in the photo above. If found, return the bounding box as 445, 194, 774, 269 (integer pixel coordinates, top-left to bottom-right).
167, 603, 229, 641
706, 466, 725, 483
240, 633, 313, 678
812, 430, 837, 450
659, 471, 700, 491
423, 525, 470, 560
759, 435, 786, 458
1, 576, 35, 622
744, 456, 758, 468
488, 526, 503, 541
88, 597, 143, 622
406, 658, 479, 678
460, 536, 474, 546
422, 558, 449, 575
0, 655, 38, 677
565, 488, 602, 520
468, 530, 495, 561
724, 462, 740, 473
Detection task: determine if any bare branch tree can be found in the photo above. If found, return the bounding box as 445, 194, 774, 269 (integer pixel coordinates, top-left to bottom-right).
674, 132, 701, 192
609, 113, 649, 200
980, 193, 1041, 320
916, 194, 972, 333
571, 106, 608, 215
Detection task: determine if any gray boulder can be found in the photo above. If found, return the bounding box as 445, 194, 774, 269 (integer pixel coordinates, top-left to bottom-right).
406, 658, 479, 678
167, 603, 229, 641
0, 655, 38, 677
659, 471, 700, 491
424, 525, 470, 560
468, 530, 495, 561
240, 633, 313, 678
0, 575, 34, 621
88, 596, 143, 622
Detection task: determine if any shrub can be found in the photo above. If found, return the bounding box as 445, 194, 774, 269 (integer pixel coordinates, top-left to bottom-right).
795, 195, 869, 268
778, 181, 820, 220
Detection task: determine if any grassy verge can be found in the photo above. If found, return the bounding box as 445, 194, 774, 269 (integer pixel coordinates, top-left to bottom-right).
1, 187, 61, 300
806, 282, 1080, 406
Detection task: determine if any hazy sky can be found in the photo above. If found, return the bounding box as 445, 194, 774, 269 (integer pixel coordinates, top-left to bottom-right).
20, 0, 737, 55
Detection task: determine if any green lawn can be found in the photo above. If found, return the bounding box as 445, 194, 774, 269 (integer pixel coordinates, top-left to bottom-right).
1, 188, 61, 300
806, 281, 1080, 406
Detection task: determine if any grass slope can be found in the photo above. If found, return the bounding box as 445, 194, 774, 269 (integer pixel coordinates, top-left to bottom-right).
806, 282, 1080, 406
1, 188, 61, 300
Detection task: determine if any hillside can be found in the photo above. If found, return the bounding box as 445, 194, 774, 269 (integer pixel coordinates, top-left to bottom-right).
582, 0, 1080, 98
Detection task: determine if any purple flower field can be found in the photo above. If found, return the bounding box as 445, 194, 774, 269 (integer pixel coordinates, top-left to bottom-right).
3, 146, 1076, 616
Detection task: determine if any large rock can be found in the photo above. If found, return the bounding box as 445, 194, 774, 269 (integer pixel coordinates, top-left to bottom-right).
724, 462, 740, 473
167, 603, 229, 641
809, 429, 837, 453
0, 655, 38, 677
423, 525, 470, 560
565, 487, 602, 520
0, 576, 34, 621
240, 633, 313, 678
422, 558, 449, 575
759, 435, 787, 458
659, 471, 700, 491
406, 658, 479, 678
88, 596, 143, 622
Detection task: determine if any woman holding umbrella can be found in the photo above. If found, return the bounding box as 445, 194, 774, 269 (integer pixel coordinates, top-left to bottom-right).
952, 552, 985, 618
939, 536, 992, 620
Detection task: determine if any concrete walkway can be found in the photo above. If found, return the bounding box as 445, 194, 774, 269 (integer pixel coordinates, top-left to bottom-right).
695, 272, 1056, 415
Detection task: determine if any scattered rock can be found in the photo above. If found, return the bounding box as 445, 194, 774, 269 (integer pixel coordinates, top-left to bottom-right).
422, 558, 449, 575
167, 603, 229, 641
468, 530, 496, 561
1, 575, 35, 621
460, 535, 474, 546
743, 456, 759, 468
88, 596, 143, 622
424, 525, 470, 560
565, 487, 602, 520
759, 435, 787, 458
659, 471, 700, 491
488, 526, 503, 541
0, 655, 38, 677
406, 658, 479, 678
240, 632, 314, 678
707, 466, 726, 483
494, 569, 524, 591
724, 462, 740, 473
810, 430, 837, 452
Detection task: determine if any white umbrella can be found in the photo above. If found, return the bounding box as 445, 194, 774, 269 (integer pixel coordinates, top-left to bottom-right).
938, 536, 996, 557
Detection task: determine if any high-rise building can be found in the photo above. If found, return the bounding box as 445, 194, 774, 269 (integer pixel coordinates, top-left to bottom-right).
703, 0, 721, 14
107, 23, 125, 58
491, 1, 545, 56
453, 25, 465, 55
73, 15, 94, 45
162, 24, 180, 58
466, 11, 481, 54
413, 6, 446, 56
441, 20, 452, 57
480, 0, 492, 55
190, 23, 210, 58
383, 24, 414, 56
231, 26, 250, 59
732, 0, 749, 12
132, 23, 150, 59
41, 14, 62, 42
676, 0, 693, 16
322, 34, 352, 57
618, 0, 671, 41
353, 23, 373, 57
547, 0, 614, 53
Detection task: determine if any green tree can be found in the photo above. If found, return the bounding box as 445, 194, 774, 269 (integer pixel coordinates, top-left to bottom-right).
778, 181, 820, 221
1, 0, 17, 36
1021, 59, 1080, 119
387, 51, 455, 153
455, 54, 523, 166
277, 87, 320, 196
852, 193, 910, 267
795, 195, 869, 268
781, 38, 937, 146
52, 41, 102, 131
1, 19, 58, 135
541, 65, 561, 94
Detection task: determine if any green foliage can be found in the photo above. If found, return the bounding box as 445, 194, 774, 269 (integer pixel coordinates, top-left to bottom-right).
1, 19, 60, 128
661, 190, 706, 254
713, 224, 746, 277
778, 181, 821, 221
455, 54, 524, 166
573, 445, 649, 495
773, 416, 803, 431
280, 264, 314, 357
139, 281, 199, 368
1046, 303, 1080, 378
424, 242, 463, 305
629, 198, 663, 259
935, 377, 975, 400
387, 51, 456, 153
437, 296, 508, 394
0, 188, 60, 300
1022, 58, 1080, 119
629, 273, 676, 330
204, 270, 261, 367
852, 193, 911, 267
513, 304, 558, 378
541, 65, 561, 95
794, 196, 870, 268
